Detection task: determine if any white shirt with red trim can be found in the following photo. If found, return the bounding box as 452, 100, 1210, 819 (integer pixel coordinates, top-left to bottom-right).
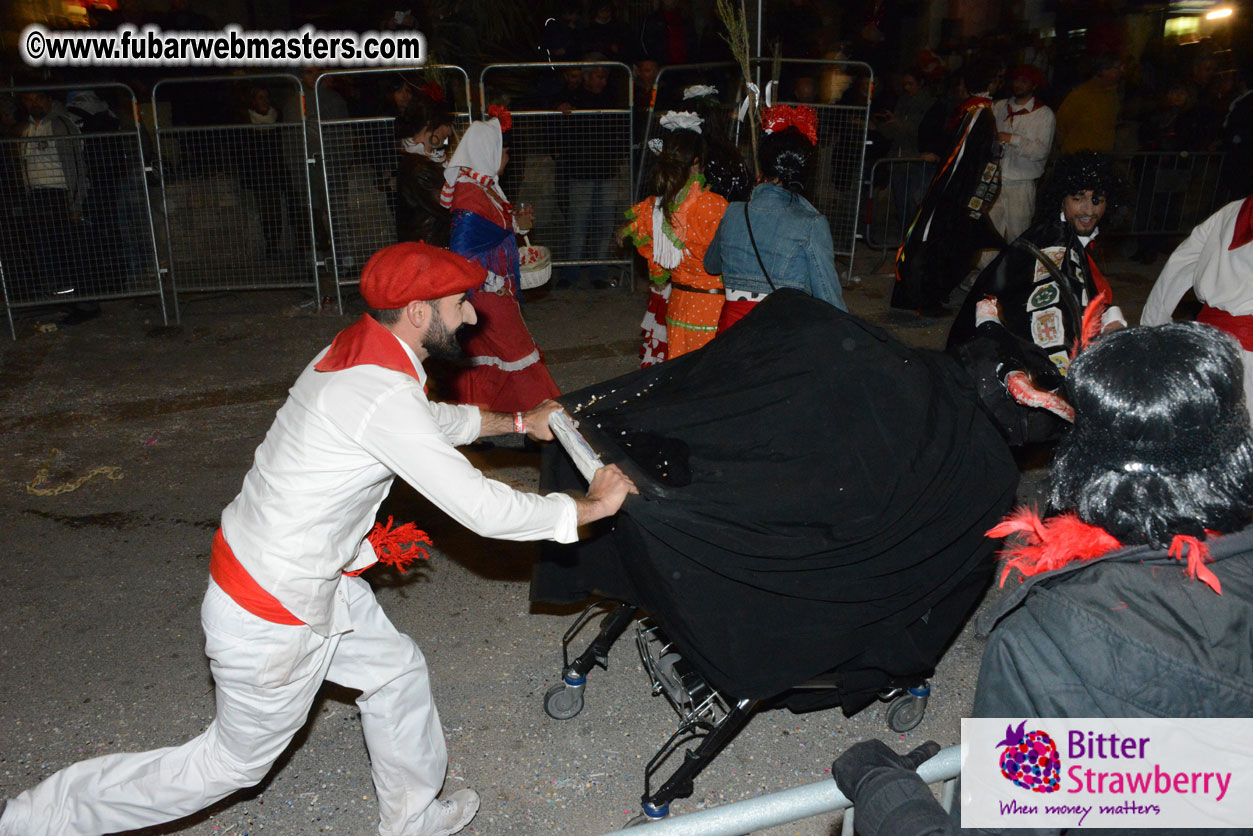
1142, 198, 1253, 323
220, 332, 578, 636
993, 96, 1055, 183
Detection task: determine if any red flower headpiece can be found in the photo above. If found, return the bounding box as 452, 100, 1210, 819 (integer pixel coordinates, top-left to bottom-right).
761, 104, 818, 145
421, 81, 446, 103
487, 104, 512, 132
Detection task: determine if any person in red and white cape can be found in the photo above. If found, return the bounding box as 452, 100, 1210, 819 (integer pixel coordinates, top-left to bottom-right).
1140, 195, 1253, 417
0, 243, 636, 836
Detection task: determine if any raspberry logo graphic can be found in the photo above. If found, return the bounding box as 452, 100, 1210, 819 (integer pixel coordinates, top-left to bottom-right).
996, 720, 1061, 793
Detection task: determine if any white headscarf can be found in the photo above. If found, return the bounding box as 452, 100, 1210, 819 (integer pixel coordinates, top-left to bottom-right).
441, 118, 507, 207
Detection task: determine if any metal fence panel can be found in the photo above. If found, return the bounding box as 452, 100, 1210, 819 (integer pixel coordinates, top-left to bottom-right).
480, 62, 634, 285
1116, 151, 1225, 237
1, 82, 165, 338
153, 74, 319, 314
862, 155, 930, 251
316, 66, 473, 312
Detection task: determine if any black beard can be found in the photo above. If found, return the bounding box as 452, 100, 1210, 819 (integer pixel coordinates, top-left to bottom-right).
422, 314, 464, 362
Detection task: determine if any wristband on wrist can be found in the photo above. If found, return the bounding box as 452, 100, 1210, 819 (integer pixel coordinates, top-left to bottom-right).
514, 411, 527, 434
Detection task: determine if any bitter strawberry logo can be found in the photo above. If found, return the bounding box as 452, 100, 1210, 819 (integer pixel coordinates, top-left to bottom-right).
997, 720, 1061, 793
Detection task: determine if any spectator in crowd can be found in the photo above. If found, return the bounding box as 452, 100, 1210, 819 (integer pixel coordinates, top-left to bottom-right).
990, 65, 1055, 242
560, 58, 625, 289
541, 64, 587, 248
770, 0, 824, 61
873, 70, 937, 230
1141, 193, 1253, 417
16, 90, 96, 323
585, 0, 629, 61
620, 111, 728, 363
834, 321, 1253, 836
394, 91, 455, 247
65, 89, 130, 291
1221, 65, 1253, 203
278, 66, 349, 251
380, 75, 413, 120
541, 0, 584, 61
1132, 82, 1208, 263
632, 55, 661, 147
1055, 55, 1122, 153
238, 86, 294, 261
442, 112, 561, 412
705, 105, 846, 333
639, 0, 695, 67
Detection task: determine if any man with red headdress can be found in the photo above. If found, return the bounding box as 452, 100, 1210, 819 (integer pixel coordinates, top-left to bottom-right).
0, 243, 635, 836
990, 65, 1055, 242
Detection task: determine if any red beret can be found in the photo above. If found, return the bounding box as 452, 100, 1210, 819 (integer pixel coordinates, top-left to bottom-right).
1010, 65, 1046, 89
359, 243, 486, 308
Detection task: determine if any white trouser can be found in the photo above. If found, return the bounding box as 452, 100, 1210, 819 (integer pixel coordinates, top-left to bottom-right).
989, 179, 1038, 243
0, 576, 447, 836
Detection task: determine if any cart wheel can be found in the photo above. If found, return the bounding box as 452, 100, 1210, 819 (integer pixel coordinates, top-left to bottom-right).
885, 689, 929, 732
544, 681, 585, 720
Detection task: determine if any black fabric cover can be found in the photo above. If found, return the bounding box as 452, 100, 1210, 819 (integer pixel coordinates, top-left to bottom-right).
533, 291, 1019, 706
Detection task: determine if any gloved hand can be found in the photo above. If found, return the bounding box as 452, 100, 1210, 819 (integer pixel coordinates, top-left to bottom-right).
832, 739, 941, 801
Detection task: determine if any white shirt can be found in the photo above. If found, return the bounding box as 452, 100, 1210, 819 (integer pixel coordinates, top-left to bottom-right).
21, 117, 67, 189
1141, 199, 1253, 324
221, 333, 578, 636
993, 97, 1055, 182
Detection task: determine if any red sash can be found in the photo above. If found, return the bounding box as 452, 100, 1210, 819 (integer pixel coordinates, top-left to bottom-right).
1197, 305, 1253, 352
209, 529, 304, 625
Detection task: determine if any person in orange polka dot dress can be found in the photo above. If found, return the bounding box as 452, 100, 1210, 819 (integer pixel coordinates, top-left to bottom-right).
620, 113, 729, 361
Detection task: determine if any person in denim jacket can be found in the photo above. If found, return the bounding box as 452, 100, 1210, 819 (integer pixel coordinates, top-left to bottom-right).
704, 106, 846, 332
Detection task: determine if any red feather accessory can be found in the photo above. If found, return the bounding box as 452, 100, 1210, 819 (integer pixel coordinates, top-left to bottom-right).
988, 508, 1121, 587
989, 507, 1224, 594
354, 516, 433, 574
487, 104, 512, 132
761, 104, 818, 145
1070, 288, 1109, 359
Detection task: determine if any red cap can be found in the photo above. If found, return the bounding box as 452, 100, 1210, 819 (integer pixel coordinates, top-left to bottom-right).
1010, 65, 1045, 89
359, 243, 486, 308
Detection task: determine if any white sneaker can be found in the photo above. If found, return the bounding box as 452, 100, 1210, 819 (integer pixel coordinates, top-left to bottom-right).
419, 788, 479, 836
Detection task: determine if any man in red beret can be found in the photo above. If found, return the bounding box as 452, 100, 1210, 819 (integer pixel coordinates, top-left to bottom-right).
0, 242, 636, 836
990, 65, 1055, 242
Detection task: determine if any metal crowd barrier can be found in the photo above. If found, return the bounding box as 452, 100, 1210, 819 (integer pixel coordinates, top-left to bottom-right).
480, 61, 634, 287
1116, 150, 1226, 238
639, 58, 873, 266
599, 744, 961, 836
152, 73, 320, 319
862, 155, 931, 252
317, 66, 473, 312
1, 82, 166, 339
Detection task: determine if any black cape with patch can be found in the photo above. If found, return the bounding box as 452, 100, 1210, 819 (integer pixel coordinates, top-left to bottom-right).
532, 291, 1019, 711
892, 102, 1003, 311
945, 217, 1107, 445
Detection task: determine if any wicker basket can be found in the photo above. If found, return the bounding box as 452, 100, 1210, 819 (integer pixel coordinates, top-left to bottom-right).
519, 239, 552, 290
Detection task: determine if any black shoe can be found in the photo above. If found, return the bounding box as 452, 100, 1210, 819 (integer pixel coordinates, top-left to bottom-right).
593, 277, 620, 289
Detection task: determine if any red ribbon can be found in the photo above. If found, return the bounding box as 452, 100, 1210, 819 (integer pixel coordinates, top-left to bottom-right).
761, 104, 818, 145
